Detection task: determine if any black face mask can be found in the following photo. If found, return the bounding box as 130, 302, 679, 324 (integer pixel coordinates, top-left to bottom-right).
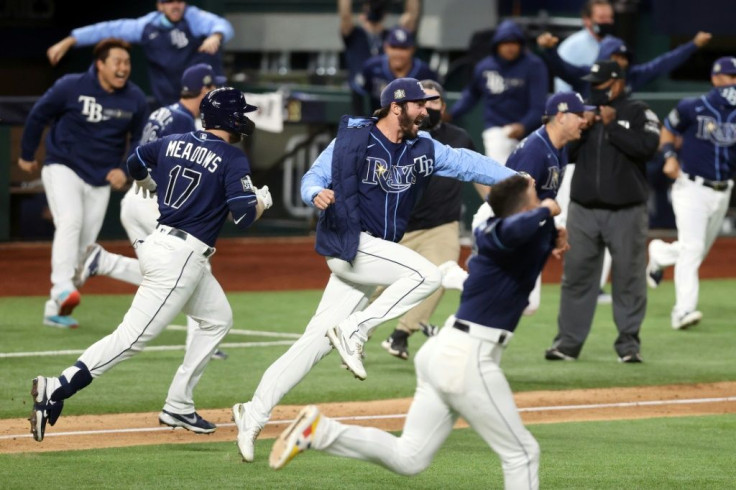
592, 22, 615, 37
589, 87, 613, 106
421, 108, 442, 130
241, 117, 256, 137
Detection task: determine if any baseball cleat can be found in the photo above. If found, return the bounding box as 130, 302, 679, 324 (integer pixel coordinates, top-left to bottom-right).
671, 310, 703, 330
380, 330, 409, 360
419, 322, 439, 337
269, 405, 321, 470
618, 352, 644, 363
56, 290, 81, 317
43, 315, 79, 329
232, 402, 262, 462
646, 239, 665, 289
73, 244, 103, 288
158, 410, 216, 434
29, 376, 64, 442
211, 349, 229, 361
326, 326, 367, 380
544, 347, 577, 361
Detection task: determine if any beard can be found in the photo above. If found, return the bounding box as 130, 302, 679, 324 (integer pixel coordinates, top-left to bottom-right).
398, 105, 423, 139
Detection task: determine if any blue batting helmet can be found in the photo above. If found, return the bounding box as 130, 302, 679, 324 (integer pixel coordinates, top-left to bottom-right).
200, 87, 258, 136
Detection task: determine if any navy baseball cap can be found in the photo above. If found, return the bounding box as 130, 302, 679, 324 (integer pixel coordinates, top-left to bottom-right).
712, 56, 736, 75
181, 63, 227, 94
581, 59, 622, 84
544, 92, 596, 116
380, 77, 440, 108
386, 26, 415, 49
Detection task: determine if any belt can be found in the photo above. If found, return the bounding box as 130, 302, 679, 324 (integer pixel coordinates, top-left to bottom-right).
453, 320, 511, 346
158, 225, 215, 258
684, 172, 731, 192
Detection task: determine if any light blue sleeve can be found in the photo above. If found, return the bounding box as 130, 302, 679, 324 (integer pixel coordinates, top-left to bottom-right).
71, 13, 156, 45
185, 6, 235, 41
428, 134, 517, 185
300, 139, 335, 207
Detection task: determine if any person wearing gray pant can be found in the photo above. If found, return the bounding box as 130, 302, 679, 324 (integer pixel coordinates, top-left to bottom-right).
544, 60, 660, 363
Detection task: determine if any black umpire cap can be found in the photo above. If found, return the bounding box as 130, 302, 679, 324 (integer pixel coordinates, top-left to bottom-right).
581, 59, 623, 84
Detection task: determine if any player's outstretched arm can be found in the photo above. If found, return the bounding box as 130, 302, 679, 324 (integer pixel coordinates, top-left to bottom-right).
47, 36, 76, 65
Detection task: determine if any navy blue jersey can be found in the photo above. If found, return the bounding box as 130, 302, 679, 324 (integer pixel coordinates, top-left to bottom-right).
506, 126, 567, 200
450, 52, 548, 134
664, 85, 736, 181
342, 26, 387, 92
456, 207, 556, 331
20, 65, 148, 186
71, 7, 233, 105
357, 55, 438, 111
141, 102, 197, 144
129, 130, 257, 246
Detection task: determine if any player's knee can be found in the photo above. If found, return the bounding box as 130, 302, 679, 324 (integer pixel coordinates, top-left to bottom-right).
393, 452, 432, 476
504, 433, 540, 470
421, 265, 442, 294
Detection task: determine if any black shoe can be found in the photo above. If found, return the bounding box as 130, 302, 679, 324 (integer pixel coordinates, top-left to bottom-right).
544, 347, 577, 361
381, 330, 409, 360
419, 322, 439, 337
618, 352, 643, 363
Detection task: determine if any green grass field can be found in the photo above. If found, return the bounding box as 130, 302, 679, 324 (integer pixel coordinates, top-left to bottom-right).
1, 279, 735, 488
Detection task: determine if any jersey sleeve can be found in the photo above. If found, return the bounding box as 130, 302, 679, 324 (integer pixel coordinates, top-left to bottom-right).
431, 136, 517, 185
71, 14, 154, 45
663, 98, 694, 135
20, 76, 72, 161
301, 139, 335, 206
185, 6, 235, 41
127, 139, 163, 180
475, 207, 551, 253
224, 154, 259, 229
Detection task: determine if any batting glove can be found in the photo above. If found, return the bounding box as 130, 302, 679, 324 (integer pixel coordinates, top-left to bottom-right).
134, 171, 157, 199
256, 185, 273, 210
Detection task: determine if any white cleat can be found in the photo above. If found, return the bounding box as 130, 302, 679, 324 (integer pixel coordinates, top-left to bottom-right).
232, 402, 262, 462
269, 405, 321, 470
73, 244, 103, 288
326, 326, 366, 380
671, 310, 703, 330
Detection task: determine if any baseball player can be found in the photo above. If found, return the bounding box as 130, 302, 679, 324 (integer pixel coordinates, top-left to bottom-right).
46, 1, 233, 106
269, 175, 568, 490
231, 77, 517, 463
18, 39, 148, 329
73, 63, 229, 360
646, 56, 736, 330
29, 88, 272, 442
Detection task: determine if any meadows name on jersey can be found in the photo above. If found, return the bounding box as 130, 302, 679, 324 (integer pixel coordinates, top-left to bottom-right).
165, 139, 220, 173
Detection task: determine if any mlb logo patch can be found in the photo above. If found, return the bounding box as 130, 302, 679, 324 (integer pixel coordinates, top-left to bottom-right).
394, 89, 406, 100
557, 102, 568, 112
241, 175, 254, 193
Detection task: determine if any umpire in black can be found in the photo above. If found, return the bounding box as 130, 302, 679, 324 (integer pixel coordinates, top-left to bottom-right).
545, 60, 660, 363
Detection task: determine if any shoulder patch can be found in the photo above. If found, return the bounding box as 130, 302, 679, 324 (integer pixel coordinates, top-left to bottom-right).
644, 109, 660, 123
241, 175, 254, 193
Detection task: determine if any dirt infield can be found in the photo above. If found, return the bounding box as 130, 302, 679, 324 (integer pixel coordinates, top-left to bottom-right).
3, 236, 736, 296
2, 381, 735, 454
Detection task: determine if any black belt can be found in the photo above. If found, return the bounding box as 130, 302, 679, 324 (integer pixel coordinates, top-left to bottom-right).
159, 226, 215, 258
453, 320, 508, 345
686, 173, 730, 192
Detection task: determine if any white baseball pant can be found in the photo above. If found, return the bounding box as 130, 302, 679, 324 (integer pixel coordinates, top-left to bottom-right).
313, 321, 539, 489
482, 126, 518, 164
61, 226, 231, 413
42, 164, 110, 313
648, 175, 732, 316
248, 232, 441, 427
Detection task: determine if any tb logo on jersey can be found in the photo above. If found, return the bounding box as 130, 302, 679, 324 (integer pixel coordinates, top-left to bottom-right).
696, 115, 736, 146
78, 96, 104, 122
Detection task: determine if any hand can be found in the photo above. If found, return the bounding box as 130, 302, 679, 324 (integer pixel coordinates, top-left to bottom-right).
47, 36, 75, 66
663, 156, 681, 180
256, 185, 273, 210
598, 105, 616, 125
106, 169, 128, 190
551, 226, 570, 260
312, 189, 335, 210
541, 198, 561, 217
693, 31, 712, 48
582, 110, 598, 129
537, 32, 559, 49
134, 171, 157, 198
505, 123, 525, 140
18, 158, 39, 173
198, 33, 223, 54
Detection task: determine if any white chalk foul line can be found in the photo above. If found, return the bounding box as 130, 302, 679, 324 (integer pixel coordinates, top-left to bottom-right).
0, 325, 300, 359
3, 396, 734, 441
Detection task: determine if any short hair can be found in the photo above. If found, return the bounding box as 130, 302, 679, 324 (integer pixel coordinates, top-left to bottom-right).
419, 79, 445, 101
489, 174, 531, 218
582, 0, 612, 18
93, 38, 131, 62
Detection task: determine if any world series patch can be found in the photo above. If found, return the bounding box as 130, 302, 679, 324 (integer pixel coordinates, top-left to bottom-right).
241, 175, 254, 193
